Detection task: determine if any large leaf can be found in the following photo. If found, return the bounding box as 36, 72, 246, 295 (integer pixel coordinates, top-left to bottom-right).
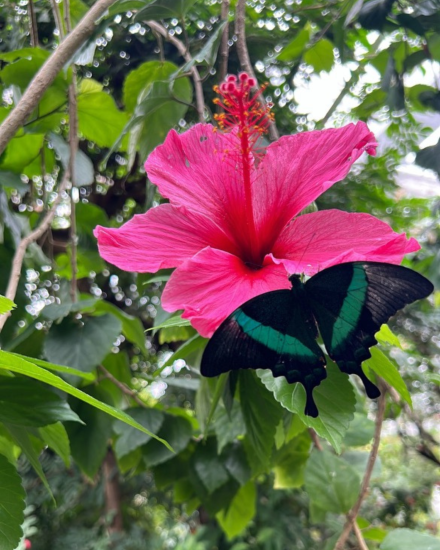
304, 449, 361, 515
0, 351, 172, 449
216, 481, 257, 540
44, 314, 122, 372
77, 81, 128, 148
0, 454, 26, 550
191, 438, 230, 494
303, 39, 335, 72
49, 133, 94, 187
66, 386, 114, 478
143, 413, 192, 467
273, 431, 311, 489
380, 528, 440, 550
363, 347, 411, 406
258, 360, 356, 454
38, 423, 71, 467
0, 377, 82, 427
113, 408, 164, 459
277, 24, 311, 62
240, 371, 284, 470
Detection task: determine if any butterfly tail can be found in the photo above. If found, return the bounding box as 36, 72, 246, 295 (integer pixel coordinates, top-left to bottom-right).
304, 386, 319, 418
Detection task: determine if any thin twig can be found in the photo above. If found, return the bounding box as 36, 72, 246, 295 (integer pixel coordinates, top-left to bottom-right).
28, 0, 39, 47
98, 365, 148, 408
146, 20, 205, 122
333, 387, 387, 550
309, 428, 323, 451
0, 172, 70, 332
0, 0, 117, 155
63, 0, 79, 303
353, 521, 370, 550
218, 0, 231, 83
234, 0, 279, 140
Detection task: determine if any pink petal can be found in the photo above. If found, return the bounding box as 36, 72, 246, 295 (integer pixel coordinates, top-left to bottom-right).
94, 204, 239, 272
145, 124, 248, 240
253, 122, 378, 253
269, 209, 420, 275
162, 247, 291, 337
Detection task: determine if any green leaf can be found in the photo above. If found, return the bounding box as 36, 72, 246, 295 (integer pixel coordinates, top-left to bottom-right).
303, 39, 335, 72
214, 402, 246, 454
5, 424, 53, 500
143, 413, 192, 467
49, 133, 94, 187
77, 83, 128, 148
273, 431, 311, 489
0, 454, 26, 550
304, 449, 361, 515
113, 408, 164, 459
376, 324, 402, 348
91, 301, 148, 355
0, 295, 15, 314
66, 386, 114, 478
0, 377, 82, 427
135, 0, 198, 21
216, 481, 256, 540
10, 353, 95, 381
191, 438, 230, 494
0, 351, 172, 450
277, 24, 311, 62
258, 360, 356, 454
222, 443, 251, 486
44, 314, 122, 372
343, 413, 375, 447
240, 371, 284, 470
147, 314, 192, 332
0, 134, 44, 173
107, 66, 191, 166
380, 528, 440, 550
38, 423, 71, 467
363, 347, 412, 406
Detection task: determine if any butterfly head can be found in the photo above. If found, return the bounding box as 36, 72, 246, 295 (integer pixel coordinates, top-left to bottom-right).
288, 273, 304, 289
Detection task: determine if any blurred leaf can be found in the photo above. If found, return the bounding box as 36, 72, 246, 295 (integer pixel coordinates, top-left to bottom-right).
113, 408, 164, 459
343, 413, 375, 447
273, 431, 311, 489
258, 361, 356, 454
147, 314, 192, 332
342, 450, 381, 479
66, 386, 114, 478
277, 24, 310, 62
143, 413, 192, 467
380, 528, 440, 550
216, 481, 256, 540
0, 454, 25, 550
416, 140, 440, 177
0, 377, 82, 427
222, 442, 251, 486
44, 314, 122, 372
376, 324, 402, 349
214, 402, 246, 454
49, 133, 94, 187
0, 295, 15, 314
0, 133, 44, 173
0, 351, 172, 449
38, 422, 71, 467
304, 39, 335, 72
191, 438, 230, 494
363, 347, 412, 406
305, 449, 361, 515
357, 0, 395, 31
240, 371, 284, 470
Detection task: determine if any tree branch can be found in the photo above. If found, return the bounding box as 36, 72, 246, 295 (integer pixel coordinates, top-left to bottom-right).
28, 0, 39, 47
98, 364, 149, 409
146, 20, 205, 123
235, 0, 279, 140
218, 0, 231, 83
0, 0, 117, 155
333, 387, 387, 550
0, 172, 70, 332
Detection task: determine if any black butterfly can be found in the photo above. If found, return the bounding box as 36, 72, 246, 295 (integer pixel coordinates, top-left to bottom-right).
201, 262, 433, 417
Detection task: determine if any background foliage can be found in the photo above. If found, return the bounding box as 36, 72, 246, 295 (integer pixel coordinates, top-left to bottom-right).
0, 0, 439, 549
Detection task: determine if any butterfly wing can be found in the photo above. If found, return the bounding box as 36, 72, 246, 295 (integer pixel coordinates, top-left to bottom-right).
201, 289, 327, 417
305, 262, 433, 397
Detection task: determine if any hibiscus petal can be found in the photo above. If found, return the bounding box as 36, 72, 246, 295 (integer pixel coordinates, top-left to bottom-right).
94, 204, 239, 272
145, 124, 248, 237
253, 122, 378, 252
269, 209, 420, 275
162, 247, 291, 337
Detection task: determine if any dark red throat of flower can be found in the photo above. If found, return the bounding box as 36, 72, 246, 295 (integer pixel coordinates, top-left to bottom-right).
213, 73, 275, 266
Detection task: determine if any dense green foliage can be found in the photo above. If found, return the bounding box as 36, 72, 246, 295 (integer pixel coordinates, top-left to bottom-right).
0, 0, 439, 549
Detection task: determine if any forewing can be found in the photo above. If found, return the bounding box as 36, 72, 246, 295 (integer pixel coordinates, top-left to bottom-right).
201, 289, 327, 417
306, 262, 433, 397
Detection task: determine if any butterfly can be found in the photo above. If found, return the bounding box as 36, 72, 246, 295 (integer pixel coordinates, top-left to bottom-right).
200, 262, 433, 417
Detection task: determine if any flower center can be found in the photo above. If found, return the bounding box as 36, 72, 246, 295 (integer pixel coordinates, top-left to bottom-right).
213, 73, 274, 266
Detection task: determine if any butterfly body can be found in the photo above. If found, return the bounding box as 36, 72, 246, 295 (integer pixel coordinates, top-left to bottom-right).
201, 262, 433, 417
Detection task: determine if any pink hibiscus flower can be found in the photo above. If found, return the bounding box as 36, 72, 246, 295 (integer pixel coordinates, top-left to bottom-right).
95, 73, 419, 337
